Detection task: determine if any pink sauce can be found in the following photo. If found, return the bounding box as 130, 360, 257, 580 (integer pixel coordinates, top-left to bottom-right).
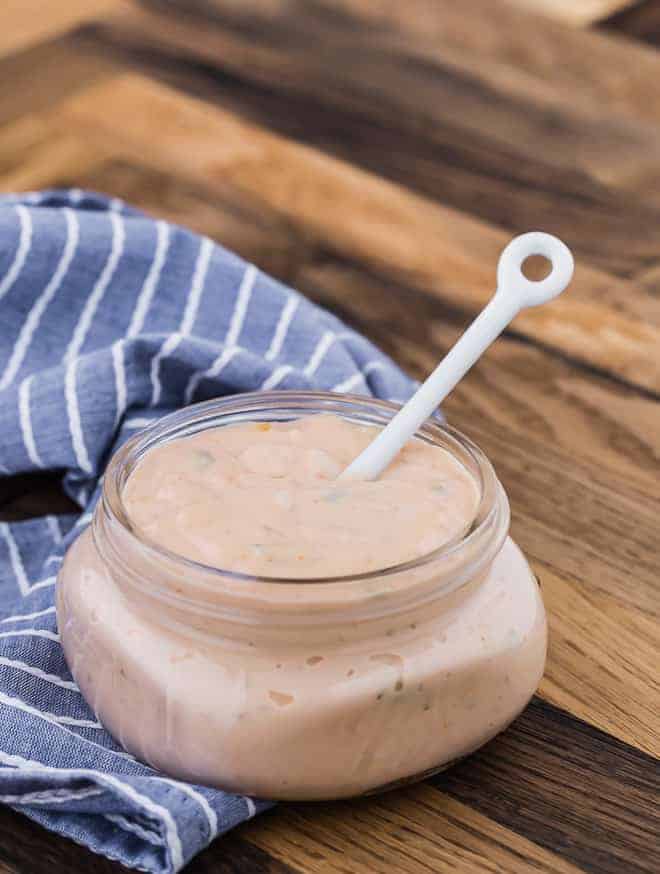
122, 415, 481, 577
57, 412, 547, 799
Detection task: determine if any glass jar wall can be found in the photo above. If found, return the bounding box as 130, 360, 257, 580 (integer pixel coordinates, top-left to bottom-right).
57, 392, 546, 800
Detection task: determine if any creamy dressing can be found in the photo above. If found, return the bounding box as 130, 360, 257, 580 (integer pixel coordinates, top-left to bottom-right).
123, 415, 481, 578
57, 409, 546, 799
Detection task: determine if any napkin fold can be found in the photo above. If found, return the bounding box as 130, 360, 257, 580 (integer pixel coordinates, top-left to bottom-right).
0, 190, 413, 872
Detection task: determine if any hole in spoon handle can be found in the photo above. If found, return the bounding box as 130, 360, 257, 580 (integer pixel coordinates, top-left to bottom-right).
496, 232, 574, 310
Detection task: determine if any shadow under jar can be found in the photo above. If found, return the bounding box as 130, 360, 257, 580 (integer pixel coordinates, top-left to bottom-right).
57, 391, 546, 800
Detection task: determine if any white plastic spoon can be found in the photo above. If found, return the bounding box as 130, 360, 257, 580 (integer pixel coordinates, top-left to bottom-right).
340, 232, 574, 481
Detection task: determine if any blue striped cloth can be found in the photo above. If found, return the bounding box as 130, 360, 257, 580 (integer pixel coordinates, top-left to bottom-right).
0, 190, 414, 872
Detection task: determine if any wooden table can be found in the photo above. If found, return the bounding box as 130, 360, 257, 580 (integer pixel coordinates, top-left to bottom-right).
0, 1, 658, 872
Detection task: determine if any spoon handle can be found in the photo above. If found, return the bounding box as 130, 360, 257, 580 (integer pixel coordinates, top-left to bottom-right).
340, 232, 574, 481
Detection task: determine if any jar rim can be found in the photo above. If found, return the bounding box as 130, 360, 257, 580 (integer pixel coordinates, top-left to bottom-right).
101, 390, 504, 587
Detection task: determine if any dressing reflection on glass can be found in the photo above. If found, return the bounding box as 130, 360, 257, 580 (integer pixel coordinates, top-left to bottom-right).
57, 393, 547, 800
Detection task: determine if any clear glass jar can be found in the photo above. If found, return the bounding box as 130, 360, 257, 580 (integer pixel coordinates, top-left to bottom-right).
57, 391, 546, 800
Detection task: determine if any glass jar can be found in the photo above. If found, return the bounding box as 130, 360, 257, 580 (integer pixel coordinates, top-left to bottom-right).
57, 391, 546, 800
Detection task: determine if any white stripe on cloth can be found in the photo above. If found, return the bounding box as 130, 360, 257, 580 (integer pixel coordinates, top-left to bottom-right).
0, 684, 99, 727
0, 205, 32, 303
149, 236, 214, 407
65, 356, 92, 475
150, 333, 182, 408
124, 417, 158, 430
244, 797, 257, 819
0, 523, 30, 596
112, 340, 127, 429
0, 208, 79, 390
64, 211, 125, 363
27, 575, 57, 593
1, 605, 56, 624
184, 346, 240, 406
225, 264, 258, 349
18, 375, 44, 468
303, 330, 336, 378
0, 787, 103, 805
105, 813, 162, 846
156, 778, 217, 840
0, 750, 184, 869
260, 364, 293, 391
126, 220, 170, 338
0, 656, 78, 692
332, 361, 388, 394
0, 763, 162, 850
0, 692, 138, 765
46, 515, 62, 544
265, 294, 299, 361
180, 237, 214, 335
0, 628, 59, 643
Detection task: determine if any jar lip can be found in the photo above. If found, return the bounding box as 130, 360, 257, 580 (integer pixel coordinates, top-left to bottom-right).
102, 390, 504, 587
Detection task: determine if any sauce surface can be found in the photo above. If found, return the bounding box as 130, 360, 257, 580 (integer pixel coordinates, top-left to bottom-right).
123, 414, 480, 577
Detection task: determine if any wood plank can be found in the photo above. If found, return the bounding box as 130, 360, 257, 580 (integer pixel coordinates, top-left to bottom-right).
82, 2, 660, 257
509, 0, 639, 26
601, 0, 660, 44
438, 699, 660, 874
242, 786, 583, 874
0, 36, 118, 127
300, 0, 660, 127
0, 0, 120, 59
538, 566, 659, 756
0, 472, 75, 522
0, 117, 112, 193
52, 74, 660, 393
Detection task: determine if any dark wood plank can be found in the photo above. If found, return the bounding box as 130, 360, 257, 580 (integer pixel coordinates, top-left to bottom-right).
0, 472, 75, 521
437, 699, 660, 874
74, 2, 660, 277
601, 0, 660, 44
0, 31, 117, 127
241, 782, 584, 874
46, 74, 660, 393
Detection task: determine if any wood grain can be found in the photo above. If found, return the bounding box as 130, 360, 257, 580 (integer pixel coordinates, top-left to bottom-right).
510, 0, 637, 25
0, 38, 116, 127
0, 0, 120, 59
0, 2, 658, 872
82, 1, 660, 235
438, 699, 660, 874
243, 787, 584, 874
49, 74, 660, 393
602, 0, 660, 43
